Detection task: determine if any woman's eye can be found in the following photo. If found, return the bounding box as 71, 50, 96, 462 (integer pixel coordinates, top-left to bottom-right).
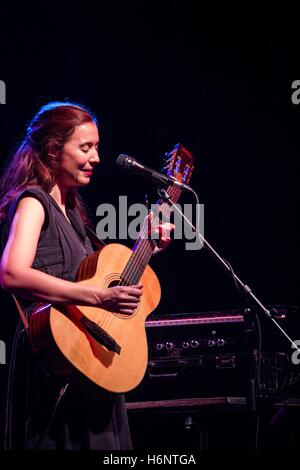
82, 147, 89, 153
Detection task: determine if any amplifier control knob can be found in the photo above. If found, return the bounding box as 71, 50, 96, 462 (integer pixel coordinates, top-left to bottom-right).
190, 340, 199, 348
208, 339, 215, 347
217, 338, 225, 347
165, 342, 174, 350
156, 343, 164, 350
182, 341, 190, 349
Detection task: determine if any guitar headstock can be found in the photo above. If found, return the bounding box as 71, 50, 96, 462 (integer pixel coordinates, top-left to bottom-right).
162, 143, 195, 186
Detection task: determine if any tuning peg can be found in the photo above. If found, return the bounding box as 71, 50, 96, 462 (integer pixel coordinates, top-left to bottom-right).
161, 164, 171, 172
162, 156, 173, 166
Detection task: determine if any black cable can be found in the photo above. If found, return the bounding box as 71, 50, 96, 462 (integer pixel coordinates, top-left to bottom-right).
34, 381, 70, 449
253, 312, 262, 450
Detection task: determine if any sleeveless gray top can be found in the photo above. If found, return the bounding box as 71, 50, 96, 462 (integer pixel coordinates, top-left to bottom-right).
6, 186, 93, 283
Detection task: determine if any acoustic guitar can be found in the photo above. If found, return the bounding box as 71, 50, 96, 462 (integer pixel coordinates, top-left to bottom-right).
26, 144, 195, 393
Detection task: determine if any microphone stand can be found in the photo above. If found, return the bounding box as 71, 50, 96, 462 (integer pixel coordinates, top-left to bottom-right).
157, 187, 299, 352
156, 186, 300, 448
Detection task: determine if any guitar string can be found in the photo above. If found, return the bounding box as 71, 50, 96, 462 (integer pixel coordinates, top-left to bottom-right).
117, 185, 178, 289
100, 185, 179, 332
123, 184, 179, 285
130, 184, 178, 283
121, 220, 156, 284
100, 185, 179, 331
98, 222, 149, 332
99, 198, 164, 331
100, 217, 156, 331
119, 186, 177, 285
117, 185, 178, 315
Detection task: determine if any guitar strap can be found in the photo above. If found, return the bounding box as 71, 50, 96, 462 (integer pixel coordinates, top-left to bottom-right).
85, 226, 106, 250
11, 294, 29, 330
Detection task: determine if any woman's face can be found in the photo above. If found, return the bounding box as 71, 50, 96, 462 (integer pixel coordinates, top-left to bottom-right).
57, 121, 100, 188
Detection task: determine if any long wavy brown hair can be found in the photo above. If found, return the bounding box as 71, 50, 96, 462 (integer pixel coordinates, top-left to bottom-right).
0, 101, 98, 224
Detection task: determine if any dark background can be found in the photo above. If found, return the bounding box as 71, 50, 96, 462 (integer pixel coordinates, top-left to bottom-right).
0, 1, 299, 449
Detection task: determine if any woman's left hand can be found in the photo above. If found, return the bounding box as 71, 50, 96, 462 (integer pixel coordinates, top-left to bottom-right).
153, 223, 174, 254
147, 214, 174, 255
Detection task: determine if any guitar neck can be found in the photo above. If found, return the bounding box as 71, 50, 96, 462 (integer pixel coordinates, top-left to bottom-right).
120, 185, 181, 286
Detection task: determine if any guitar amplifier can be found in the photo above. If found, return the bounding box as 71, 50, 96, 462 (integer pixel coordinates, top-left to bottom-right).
126, 307, 298, 402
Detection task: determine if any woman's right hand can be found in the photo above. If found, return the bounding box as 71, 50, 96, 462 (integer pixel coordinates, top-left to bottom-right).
99, 284, 143, 315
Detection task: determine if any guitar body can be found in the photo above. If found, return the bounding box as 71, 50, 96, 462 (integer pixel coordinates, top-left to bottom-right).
29, 243, 161, 393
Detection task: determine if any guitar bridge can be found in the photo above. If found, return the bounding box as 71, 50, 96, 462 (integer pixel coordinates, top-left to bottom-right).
80, 316, 121, 355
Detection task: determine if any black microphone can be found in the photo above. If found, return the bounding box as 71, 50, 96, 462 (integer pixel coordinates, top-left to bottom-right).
116, 154, 192, 191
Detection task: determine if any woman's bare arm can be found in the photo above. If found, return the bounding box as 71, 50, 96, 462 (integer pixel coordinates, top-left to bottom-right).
0, 197, 142, 313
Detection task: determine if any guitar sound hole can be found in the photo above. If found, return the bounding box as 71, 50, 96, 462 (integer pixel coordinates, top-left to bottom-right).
108, 279, 123, 288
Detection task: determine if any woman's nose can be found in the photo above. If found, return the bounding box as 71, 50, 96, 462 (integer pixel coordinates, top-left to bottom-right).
90, 151, 100, 164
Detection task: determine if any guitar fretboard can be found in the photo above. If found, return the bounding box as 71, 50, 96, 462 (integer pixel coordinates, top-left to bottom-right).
120, 185, 180, 285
